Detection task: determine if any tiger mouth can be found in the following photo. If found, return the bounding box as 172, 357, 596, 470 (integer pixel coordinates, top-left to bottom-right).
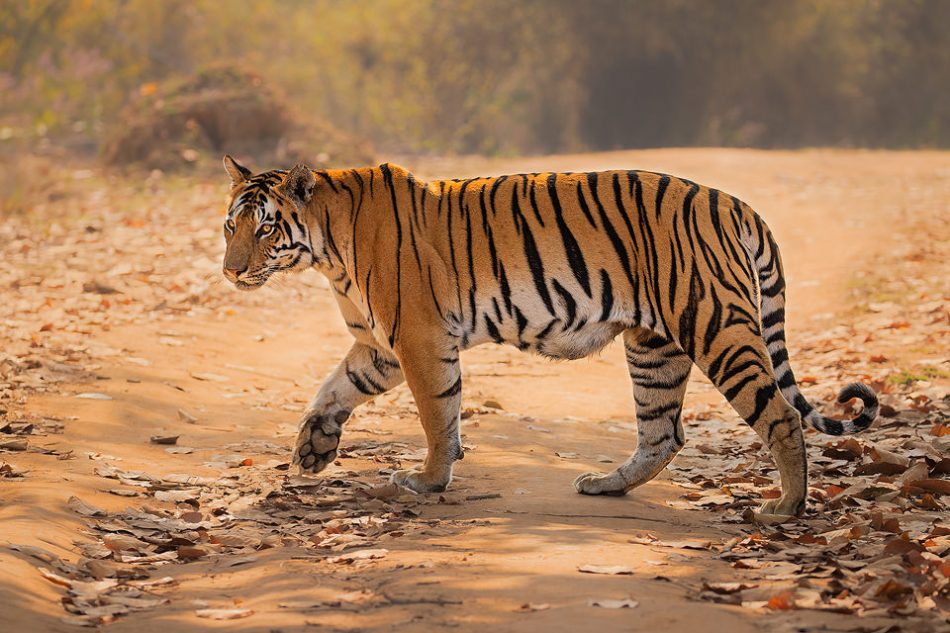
232, 270, 271, 290
230, 256, 307, 290
233, 279, 266, 291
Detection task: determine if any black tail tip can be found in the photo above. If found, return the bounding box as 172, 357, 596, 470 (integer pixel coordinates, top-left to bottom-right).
837, 382, 879, 430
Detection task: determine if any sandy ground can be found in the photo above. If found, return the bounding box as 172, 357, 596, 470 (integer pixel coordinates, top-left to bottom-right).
1, 149, 948, 632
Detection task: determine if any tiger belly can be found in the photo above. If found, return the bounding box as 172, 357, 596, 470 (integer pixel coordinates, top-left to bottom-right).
466, 304, 627, 360
531, 320, 627, 360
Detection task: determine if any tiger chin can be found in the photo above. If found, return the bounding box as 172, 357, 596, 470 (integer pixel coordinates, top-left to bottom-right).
220, 154, 879, 517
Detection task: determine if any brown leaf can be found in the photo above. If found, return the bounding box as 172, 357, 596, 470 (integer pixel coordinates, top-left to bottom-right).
177, 546, 207, 560
327, 548, 388, 564
703, 581, 758, 594
898, 462, 930, 488
67, 496, 106, 517
190, 372, 228, 382
149, 435, 179, 445
195, 608, 253, 620
911, 479, 950, 495
823, 438, 863, 460
870, 512, 902, 533
883, 537, 926, 556
855, 446, 911, 475
588, 598, 638, 609
766, 591, 796, 610
578, 564, 633, 575
103, 534, 147, 553
874, 579, 914, 601
37, 567, 73, 588
518, 603, 551, 612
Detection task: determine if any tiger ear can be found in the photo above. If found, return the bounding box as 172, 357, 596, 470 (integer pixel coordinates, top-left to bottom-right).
278, 164, 316, 207
223, 154, 252, 187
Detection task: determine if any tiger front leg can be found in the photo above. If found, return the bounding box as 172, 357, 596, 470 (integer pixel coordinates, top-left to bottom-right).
293, 342, 404, 474
390, 340, 463, 493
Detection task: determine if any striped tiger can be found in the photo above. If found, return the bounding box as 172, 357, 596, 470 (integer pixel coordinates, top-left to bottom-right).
221, 155, 878, 517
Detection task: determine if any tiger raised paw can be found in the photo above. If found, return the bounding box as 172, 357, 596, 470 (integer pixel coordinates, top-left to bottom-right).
220, 155, 879, 517
292, 410, 349, 474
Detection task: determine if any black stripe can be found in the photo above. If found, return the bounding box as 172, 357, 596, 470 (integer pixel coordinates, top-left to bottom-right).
745, 383, 777, 427
528, 180, 546, 225
436, 376, 462, 399
499, 263, 513, 315
551, 279, 577, 328
536, 319, 558, 340
575, 181, 597, 228
380, 164, 403, 348
488, 175, 507, 216
586, 173, 637, 299
484, 315, 503, 343
346, 364, 381, 395
723, 373, 758, 402
519, 218, 556, 316
548, 174, 592, 297
599, 269, 614, 321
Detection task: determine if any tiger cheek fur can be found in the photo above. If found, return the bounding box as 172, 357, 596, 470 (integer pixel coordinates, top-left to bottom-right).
221, 156, 879, 516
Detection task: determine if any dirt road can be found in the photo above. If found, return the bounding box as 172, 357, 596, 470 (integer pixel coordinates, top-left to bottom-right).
1, 149, 948, 632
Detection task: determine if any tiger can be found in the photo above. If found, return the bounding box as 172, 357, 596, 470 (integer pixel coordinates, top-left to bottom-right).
220, 154, 878, 517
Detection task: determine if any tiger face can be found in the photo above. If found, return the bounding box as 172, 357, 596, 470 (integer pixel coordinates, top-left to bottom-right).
221, 155, 317, 290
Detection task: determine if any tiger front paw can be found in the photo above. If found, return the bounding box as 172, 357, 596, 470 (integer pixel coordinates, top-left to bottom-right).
390, 467, 450, 494
292, 409, 349, 474
573, 471, 628, 496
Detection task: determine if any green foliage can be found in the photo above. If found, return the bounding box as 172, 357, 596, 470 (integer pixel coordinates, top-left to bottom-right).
887, 367, 950, 386
1, 0, 949, 155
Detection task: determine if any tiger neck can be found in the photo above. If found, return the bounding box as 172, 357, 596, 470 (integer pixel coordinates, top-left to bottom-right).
302, 166, 382, 276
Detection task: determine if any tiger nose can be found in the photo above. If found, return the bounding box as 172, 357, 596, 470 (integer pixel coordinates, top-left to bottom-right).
223, 266, 245, 281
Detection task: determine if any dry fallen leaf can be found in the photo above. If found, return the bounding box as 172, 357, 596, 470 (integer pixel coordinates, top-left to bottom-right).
703, 581, 758, 594
327, 548, 389, 564
149, 435, 179, 445
190, 372, 228, 382
67, 495, 106, 517
195, 608, 253, 620
766, 591, 796, 610
588, 598, 639, 609
75, 392, 112, 400
578, 565, 633, 575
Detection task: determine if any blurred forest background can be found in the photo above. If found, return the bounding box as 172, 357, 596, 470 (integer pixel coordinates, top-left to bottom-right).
1, 0, 949, 170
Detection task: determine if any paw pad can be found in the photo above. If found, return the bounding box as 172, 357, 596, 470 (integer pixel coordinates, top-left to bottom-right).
292, 410, 349, 473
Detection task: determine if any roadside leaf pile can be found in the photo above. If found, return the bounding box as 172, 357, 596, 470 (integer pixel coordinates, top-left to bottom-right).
11, 444, 489, 626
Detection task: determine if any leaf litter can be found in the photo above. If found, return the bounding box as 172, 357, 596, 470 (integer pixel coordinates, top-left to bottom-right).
10, 441, 472, 625
0, 163, 947, 630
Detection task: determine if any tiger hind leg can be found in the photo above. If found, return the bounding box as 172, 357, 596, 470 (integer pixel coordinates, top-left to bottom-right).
693, 333, 807, 517
574, 330, 691, 496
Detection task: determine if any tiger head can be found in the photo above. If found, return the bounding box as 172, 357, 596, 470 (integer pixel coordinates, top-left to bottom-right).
221, 155, 318, 290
